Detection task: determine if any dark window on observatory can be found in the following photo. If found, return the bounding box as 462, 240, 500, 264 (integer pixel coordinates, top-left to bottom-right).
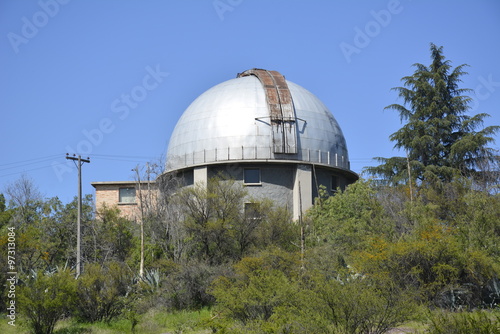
244, 168, 261, 185
119, 187, 136, 204
331, 175, 339, 193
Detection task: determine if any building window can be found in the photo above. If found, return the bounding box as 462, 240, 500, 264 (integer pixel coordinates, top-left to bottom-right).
331, 175, 339, 192
244, 202, 261, 221
119, 187, 136, 204
244, 168, 261, 185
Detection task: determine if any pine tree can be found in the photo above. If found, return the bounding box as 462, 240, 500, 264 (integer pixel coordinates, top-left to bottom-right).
368, 43, 499, 185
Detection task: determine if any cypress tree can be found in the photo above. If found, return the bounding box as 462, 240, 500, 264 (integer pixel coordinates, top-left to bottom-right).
368, 43, 499, 185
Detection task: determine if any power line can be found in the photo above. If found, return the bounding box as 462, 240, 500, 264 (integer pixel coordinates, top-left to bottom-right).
0, 164, 57, 178
0, 156, 62, 172
0, 154, 62, 168
0, 153, 159, 178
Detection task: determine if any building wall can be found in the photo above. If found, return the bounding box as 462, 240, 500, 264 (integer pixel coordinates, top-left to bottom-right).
208, 163, 295, 211
170, 162, 356, 220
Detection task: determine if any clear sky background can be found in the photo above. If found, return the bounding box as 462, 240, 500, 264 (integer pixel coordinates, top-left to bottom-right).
1, 0, 499, 204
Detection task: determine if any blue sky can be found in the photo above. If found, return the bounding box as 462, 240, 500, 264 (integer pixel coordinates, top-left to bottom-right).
1, 0, 499, 204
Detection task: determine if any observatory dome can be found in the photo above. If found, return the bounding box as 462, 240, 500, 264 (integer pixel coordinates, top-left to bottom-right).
166, 69, 352, 174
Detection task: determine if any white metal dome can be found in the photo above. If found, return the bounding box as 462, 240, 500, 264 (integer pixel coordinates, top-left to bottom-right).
165, 70, 352, 173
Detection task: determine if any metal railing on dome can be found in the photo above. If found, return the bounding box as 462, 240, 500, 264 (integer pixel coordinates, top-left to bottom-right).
166, 146, 351, 171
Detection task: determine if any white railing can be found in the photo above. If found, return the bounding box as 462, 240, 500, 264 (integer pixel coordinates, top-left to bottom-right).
167, 146, 350, 171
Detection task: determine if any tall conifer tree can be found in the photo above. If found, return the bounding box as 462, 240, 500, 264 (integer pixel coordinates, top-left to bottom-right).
368, 43, 499, 185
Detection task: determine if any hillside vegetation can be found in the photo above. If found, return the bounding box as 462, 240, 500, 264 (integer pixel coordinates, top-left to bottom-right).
1, 174, 500, 333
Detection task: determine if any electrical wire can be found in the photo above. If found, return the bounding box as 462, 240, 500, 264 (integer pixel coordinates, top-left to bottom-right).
0, 154, 62, 168
0, 154, 67, 178
0, 156, 63, 172
0, 164, 56, 178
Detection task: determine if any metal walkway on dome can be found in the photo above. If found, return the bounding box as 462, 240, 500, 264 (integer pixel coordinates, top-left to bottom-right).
237, 69, 298, 154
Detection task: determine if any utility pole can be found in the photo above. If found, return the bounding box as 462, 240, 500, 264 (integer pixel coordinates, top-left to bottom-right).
66, 154, 90, 278
133, 165, 145, 278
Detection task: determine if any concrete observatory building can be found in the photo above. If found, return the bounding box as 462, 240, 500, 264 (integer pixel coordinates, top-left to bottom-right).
165, 69, 358, 220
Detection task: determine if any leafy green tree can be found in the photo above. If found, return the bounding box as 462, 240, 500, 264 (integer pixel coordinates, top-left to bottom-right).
87, 204, 136, 264
368, 43, 499, 185
18, 269, 77, 334
175, 176, 247, 264
454, 189, 500, 258
210, 250, 303, 328
2, 175, 95, 275
32, 196, 92, 271
307, 179, 392, 254
253, 201, 299, 253
10, 194, 94, 275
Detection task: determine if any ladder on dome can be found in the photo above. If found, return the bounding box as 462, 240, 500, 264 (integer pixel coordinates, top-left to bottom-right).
237, 69, 298, 154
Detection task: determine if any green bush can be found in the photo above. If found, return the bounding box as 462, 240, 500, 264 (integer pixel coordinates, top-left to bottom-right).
315, 276, 417, 334
354, 220, 500, 308
427, 310, 500, 334
163, 261, 227, 310
74, 262, 133, 323
18, 269, 77, 334
211, 249, 416, 333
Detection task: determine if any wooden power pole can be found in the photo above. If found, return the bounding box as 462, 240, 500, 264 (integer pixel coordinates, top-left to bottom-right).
66, 154, 90, 278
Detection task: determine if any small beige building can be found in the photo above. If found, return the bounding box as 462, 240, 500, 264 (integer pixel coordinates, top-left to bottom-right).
91, 181, 156, 221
